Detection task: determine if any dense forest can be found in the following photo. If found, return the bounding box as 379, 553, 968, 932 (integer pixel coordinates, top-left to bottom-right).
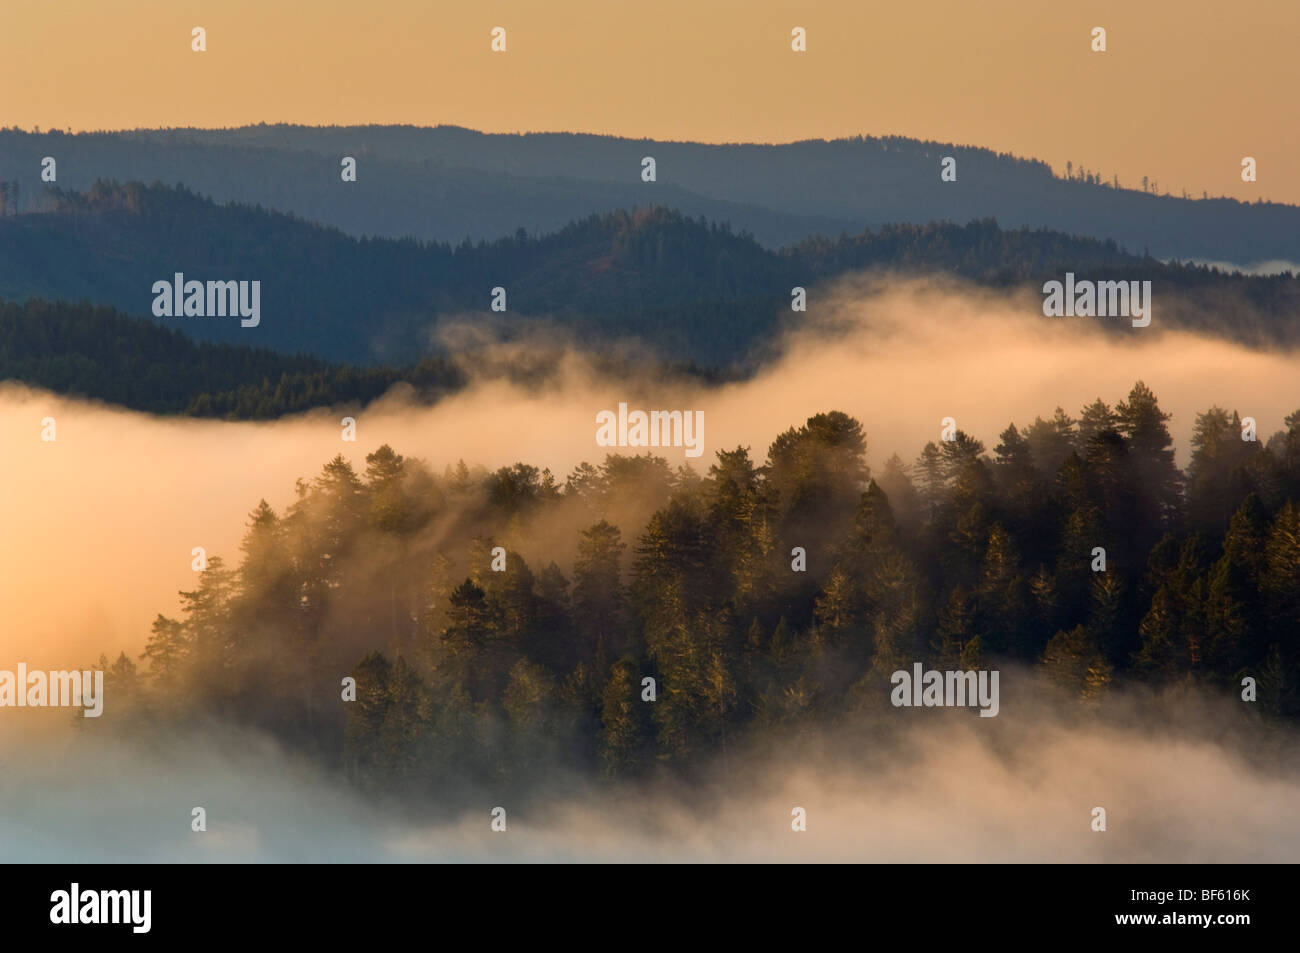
84, 383, 1300, 801
0, 298, 467, 416
0, 297, 729, 416
2, 182, 1298, 371
4, 125, 1299, 261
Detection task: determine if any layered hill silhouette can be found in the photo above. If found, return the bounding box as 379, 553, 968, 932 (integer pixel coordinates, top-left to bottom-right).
0, 298, 467, 417
2, 125, 1299, 265
2, 182, 1298, 374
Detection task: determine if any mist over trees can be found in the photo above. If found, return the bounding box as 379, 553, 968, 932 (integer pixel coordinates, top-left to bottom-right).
86, 384, 1300, 801
3, 183, 1298, 372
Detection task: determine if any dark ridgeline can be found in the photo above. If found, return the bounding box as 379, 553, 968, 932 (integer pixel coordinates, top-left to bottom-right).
84, 389, 1300, 802
3, 125, 1299, 263
1, 182, 1297, 401
0, 298, 466, 418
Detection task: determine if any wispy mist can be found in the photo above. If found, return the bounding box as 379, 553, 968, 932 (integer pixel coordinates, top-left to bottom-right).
2, 274, 1297, 671
2, 675, 1295, 862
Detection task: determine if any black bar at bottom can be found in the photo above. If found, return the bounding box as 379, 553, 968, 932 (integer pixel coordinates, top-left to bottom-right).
5, 863, 1284, 941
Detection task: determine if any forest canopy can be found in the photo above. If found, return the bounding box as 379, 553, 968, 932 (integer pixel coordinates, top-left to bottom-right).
88, 384, 1300, 801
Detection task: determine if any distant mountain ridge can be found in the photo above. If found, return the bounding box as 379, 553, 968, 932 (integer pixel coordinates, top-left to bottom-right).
2, 125, 1298, 264
2, 182, 1297, 371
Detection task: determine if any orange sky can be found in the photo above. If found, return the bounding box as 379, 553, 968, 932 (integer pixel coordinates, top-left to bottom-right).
2, 0, 1298, 204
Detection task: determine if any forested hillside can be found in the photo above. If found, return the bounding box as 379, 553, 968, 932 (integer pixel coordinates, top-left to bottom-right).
84, 385, 1300, 797
4, 125, 1298, 263
3, 182, 1298, 374
0, 299, 465, 416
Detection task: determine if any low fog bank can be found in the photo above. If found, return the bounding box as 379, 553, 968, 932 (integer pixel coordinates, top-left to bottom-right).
1, 677, 1294, 862
3, 275, 1298, 670
1178, 258, 1300, 277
